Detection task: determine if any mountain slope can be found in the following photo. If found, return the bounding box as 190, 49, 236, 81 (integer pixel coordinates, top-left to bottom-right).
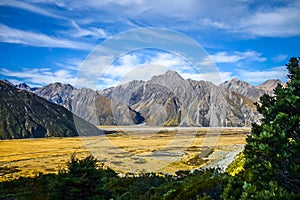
220, 78, 266, 102
102, 71, 260, 127
256, 79, 283, 92
12, 71, 270, 127
0, 81, 102, 139
29, 82, 143, 125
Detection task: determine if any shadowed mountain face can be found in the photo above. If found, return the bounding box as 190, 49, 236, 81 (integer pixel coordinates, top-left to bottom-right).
13, 70, 281, 127
0, 81, 102, 139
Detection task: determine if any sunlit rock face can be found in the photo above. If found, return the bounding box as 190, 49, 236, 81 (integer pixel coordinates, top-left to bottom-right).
13, 70, 282, 127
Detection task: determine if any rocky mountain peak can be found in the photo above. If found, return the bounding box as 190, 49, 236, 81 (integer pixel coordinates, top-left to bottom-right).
223, 78, 253, 88
2, 71, 279, 128
47, 82, 75, 90
220, 78, 265, 102
256, 79, 283, 91
165, 70, 181, 76
150, 70, 185, 83
15, 83, 33, 92
34, 82, 76, 105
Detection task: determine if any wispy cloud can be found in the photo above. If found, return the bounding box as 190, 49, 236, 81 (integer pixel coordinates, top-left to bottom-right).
202, 18, 229, 30
272, 54, 288, 62
0, 24, 93, 50
237, 66, 288, 84
94, 53, 173, 89
238, 2, 300, 37
2, 0, 300, 39
0, 0, 65, 19
211, 51, 266, 63
0, 68, 76, 86
59, 0, 300, 38
181, 71, 233, 85
56, 59, 83, 71
94, 51, 231, 88
62, 21, 109, 39
0, 54, 286, 89
210, 52, 242, 63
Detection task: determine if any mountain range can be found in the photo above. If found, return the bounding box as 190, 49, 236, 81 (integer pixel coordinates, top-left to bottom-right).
0, 80, 104, 139
7, 70, 283, 128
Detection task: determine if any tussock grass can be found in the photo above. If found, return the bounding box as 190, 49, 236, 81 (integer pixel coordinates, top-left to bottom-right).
0, 128, 248, 181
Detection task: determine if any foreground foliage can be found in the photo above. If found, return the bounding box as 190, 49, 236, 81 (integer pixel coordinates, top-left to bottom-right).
0, 154, 227, 200
223, 57, 300, 199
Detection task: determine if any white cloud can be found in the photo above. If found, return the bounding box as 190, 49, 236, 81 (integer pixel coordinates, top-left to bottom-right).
204, 71, 233, 83
0, 68, 77, 86
76, 51, 188, 88
119, 64, 171, 84
0, 24, 93, 50
237, 66, 288, 84
80, 54, 115, 77
95, 53, 167, 88
238, 2, 300, 37
56, 59, 83, 71
63, 21, 109, 39
2, 0, 300, 40
63, 0, 300, 38
211, 51, 266, 63
272, 54, 288, 62
210, 52, 242, 63
0, 52, 285, 89
148, 53, 188, 67
102, 54, 140, 78
181, 71, 233, 84
202, 18, 229, 29
0, 0, 65, 19
94, 51, 231, 87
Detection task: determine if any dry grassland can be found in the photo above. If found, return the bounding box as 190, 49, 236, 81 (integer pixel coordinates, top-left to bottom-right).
0, 127, 249, 181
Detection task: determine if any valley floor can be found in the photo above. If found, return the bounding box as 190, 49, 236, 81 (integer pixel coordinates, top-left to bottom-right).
0, 127, 249, 181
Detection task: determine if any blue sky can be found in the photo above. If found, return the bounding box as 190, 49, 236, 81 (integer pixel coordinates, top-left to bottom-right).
0, 0, 299, 89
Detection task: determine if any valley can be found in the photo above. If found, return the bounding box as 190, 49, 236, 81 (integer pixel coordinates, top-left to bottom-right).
1, 2, 298, 197
0, 127, 249, 181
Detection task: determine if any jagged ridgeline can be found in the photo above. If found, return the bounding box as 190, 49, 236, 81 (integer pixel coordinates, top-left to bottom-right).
0, 81, 103, 139
14, 70, 282, 127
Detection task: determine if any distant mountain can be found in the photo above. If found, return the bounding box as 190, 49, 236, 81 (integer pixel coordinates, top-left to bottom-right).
15, 83, 36, 92
220, 78, 267, 102
11, 71, 283, 127
24, 82, 142, 126
0, 81, 102, 139
256, 79, 283, 92
101, 71, 260, 126
34, 82, 75, 104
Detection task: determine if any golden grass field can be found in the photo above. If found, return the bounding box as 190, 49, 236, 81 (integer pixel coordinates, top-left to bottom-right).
0, 127, 249, 181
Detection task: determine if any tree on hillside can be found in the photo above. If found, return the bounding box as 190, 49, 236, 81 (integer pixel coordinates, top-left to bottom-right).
48, 154, 117, 200
223, 57, 300, 199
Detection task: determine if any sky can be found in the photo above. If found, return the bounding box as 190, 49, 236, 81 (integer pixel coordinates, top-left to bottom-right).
0, 0, 300, 89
